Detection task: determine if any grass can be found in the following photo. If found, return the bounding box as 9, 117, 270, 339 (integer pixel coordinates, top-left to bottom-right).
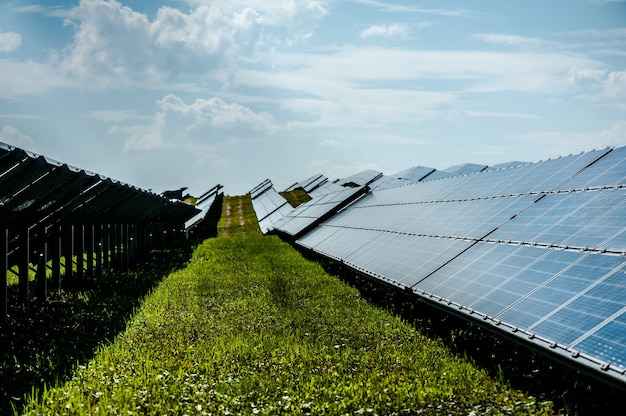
280, 188, 312, 207
1, 247, 191, 415
13, 195, 559, 415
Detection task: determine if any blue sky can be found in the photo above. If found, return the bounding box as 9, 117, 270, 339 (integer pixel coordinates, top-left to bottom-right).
1, 0, 625, 195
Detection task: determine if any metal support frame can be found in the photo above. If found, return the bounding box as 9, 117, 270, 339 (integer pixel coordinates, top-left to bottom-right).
18, 224, 30, 306
1, 227, 7, 321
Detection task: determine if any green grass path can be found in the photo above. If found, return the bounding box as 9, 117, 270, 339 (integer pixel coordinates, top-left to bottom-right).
19, 196, 553, 415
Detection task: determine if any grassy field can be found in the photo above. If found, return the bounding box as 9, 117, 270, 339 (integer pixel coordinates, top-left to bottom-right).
280, 188, 312, 207
11, 195, 560, 415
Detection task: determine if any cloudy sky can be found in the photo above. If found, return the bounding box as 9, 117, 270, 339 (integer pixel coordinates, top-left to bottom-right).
1, 0, 625, 195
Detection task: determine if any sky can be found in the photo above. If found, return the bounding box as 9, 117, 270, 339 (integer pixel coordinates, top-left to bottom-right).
0, 0, 625, 196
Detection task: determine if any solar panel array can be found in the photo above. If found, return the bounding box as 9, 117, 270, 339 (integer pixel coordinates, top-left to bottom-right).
262, 146, 626, 389
249, 179, 295, 234
185, 185, 223, 232
0, 142, 206, 320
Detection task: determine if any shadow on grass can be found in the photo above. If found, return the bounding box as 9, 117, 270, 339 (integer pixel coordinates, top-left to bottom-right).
302, 251, 626, 416
0, 244, 194, 415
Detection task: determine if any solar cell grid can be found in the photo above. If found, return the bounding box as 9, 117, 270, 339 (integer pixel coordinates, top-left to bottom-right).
558, 147, 623, 190
343, 233, 473, 287
296, 225, 340, 250
311, 227, 379, 260
280, 145, 626, 387
574, 309, 626, 370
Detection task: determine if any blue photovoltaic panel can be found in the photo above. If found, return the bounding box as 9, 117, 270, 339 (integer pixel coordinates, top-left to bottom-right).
309, 181, 345, 197
343, 233, 473, 287
530, 256, 625, 344
307, 227, 380, 261
272, 145, 626, 388
337, 169, 383, 187
249, 180, 294, 233
393, 165, 435, 182
295, 224, 341, 250
489, 188, 626, 252
495, 252, 610, 329
558, 147, 624, 190
272, 186, 367, 238
443, 163, 487, 176
368, 175, 410, 190
574, 309, 626, 371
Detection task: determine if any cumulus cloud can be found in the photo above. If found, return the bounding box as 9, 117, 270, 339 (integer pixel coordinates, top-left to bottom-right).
601, 70, 626, 99
0, 125, 38, 150
51, 0, 329, 87
157, 94, 276, 133
121, 94, 277, 151
0, 31, 22, 53
360, 23, 410, 39
0, 60, 76, 98
566, 68, 626, 102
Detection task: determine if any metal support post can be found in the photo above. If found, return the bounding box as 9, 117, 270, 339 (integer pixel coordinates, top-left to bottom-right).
1, 227, 8, 321
95, 223, 103, 276
18, 224, 30, 306
63, 223, 74, 282
86, 223, 94, 277
51, 224, 62, 289
76, 223, 84, 279
35, 230, 48, 300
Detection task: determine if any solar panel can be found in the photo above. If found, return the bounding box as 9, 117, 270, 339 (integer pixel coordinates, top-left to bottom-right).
337, 170, 382, 187
442, 163, 487, 176
185, 185, 223, 231
558, 146, 626, 190
248, 179, 293, 234
287, 145, 626, 388
272, 186, 368, 238
392, 165, 435, 182
1, 142, 202, 319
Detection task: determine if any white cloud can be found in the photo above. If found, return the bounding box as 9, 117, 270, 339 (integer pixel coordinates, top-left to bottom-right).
50, 0, 330, 87
601, 70, 626, 99
118, 124, 164, 151
567, 66, 608, 84
234, 47, 603, 130
0, 31, 22, 53
320, 139, 340, 146
0, 125, 38, 151
346, 0, 470, 16
597, 121, 626, 146
360, 23, 410, 39
465, 111, 540, 119
0, 60, 75, 98
120, 94, 277, 151
157, 94, 276, 133
567, 68, 626, 102
471, 33, 561, 50
86, 110, 152, 122
514, 121, 626, 155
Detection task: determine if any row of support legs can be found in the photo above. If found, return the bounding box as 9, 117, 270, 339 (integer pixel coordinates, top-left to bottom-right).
1, 221, 183, 321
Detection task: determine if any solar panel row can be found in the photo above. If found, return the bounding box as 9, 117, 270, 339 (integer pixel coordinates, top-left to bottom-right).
249, 179, 294, 234
0, 142, 208, 320
283, 146, 626, 389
